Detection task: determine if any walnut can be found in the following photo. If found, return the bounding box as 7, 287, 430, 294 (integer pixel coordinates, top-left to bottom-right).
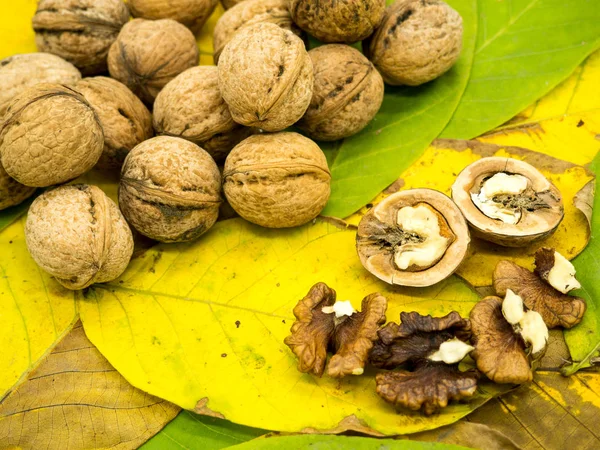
356, 189, 470, 287
129, 0, 218, 34
289, 0, 385, 43
222, 132, 331, 228
119, 136, 221, 243
25, 184, 133, 290
0, 84, 103, 187
153, 66, 252, 162
296, 44, 384, 141
75, 76, 153, 170
32, 0, 130, 75
365, 0, 463, 86
0, 53, 81, 118
217, 22, 313, 132
452, 157, 564, 247
0, 164, 36, 211
107, 19, 199, 105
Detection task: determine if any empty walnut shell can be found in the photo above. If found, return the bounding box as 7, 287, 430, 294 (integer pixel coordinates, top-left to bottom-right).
296, 44, 384, 141
25, 185, 134, 290
119, 136, 221, 243
32, 0, 130, 75
0, 84, 103, 187
0, 163, 36, 211
129, 0, 218, 34
223, 132, 331, 228
108, 19, 199, 105
365, 0, 463, 86
218, 22, 313, 132
289, 0, 385, 43
153, 66, 252, 162
76, 76, 153, 170
356, 189, 470, 287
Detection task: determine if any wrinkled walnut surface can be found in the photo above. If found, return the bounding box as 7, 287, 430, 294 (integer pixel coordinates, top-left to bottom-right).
223, 132, 331, 228
0, 163, 36, 211
32, 0, 130, 75
129, 0, 218, 34
25, 184, 133, 290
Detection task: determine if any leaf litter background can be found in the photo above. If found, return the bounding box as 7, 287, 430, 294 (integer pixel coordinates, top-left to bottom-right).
1, 0, 600, 448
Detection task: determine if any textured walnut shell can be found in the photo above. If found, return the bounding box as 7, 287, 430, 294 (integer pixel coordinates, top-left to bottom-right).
0, 84, 104, 187
213, 0, 302, 64
296, 45, 384, 141
0, 53, 81, 118
32, 0, 130, 75
107, 19, 199, 105
119, 136, 221, 243
289, 0, 385, 43
153, 66, 252, 162
129, 0, 218, 34
451, 157, 564, 247
223, 132, 331, 228
0, 163, 36, 211
218, 22, 313, 132
25, 185, 133, 290
365, 0, 463, 86
76, 76, 153, 170
356, 189, 470, 287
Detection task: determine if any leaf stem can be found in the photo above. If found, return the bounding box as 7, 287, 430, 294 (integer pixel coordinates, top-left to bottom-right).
561, 339, 600, 376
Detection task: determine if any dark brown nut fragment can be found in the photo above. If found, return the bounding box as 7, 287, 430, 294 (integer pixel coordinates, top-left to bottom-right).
76, 76, 153, 170
296, 44, 384, 142
223, 132, 331, 228
452, 157, 564, 247
534, 247, 581, 294
32, 0, 130, 75
25, 185, 133, 290
0, 83, 103, 187
153, 66, 252, 163
0, 164, 36, 211
129, 0, 218, 34
289, 0, 385, 43
356, 189, 470, 287
218, 22, 313, 132
108, 19, 199, 105
119, 136, 222, 243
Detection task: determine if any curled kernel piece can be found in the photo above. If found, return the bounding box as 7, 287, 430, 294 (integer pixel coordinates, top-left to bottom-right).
534, 248, 581, 294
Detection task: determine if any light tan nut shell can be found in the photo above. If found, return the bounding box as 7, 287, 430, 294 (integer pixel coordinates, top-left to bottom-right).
153, 66, 252, 162
222, 132, 331, 228
25, 184, 134, 290
32, 0, 130, 75
0, 53, 81, 118
119, 136, 222, 243
107, 18, 199, 105
0, 83, 104, 187
76, 76, 153, 170
129, 0, 218, 34
365, 0, 463, 86
289, 0, 385, 43
297, 44, 384, 141
218, 22, 313, 132
0, 163, 36, 211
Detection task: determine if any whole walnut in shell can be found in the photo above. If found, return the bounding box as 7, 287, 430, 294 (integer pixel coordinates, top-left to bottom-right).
218, 22, 313, 132
129, 0, 218, 34
0, 164, 36, 211
365, 0, 463, 86
297, 44, 384, 141
0, 84, 103, 187
223, 132, 331, 228
289, 0, 385, 43
32, 0, 130, 75
0, 53, 81, 118
76, 77, 153, 170
25, 184, 134, 290
108, 19, 199, 105
119, 136, 222, 243
153, 66, 251, 162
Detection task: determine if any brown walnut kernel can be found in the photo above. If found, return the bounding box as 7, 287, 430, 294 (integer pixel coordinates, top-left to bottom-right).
129, 0, 218, 34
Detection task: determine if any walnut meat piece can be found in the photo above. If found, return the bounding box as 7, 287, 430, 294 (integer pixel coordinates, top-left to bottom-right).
129, 0, 218, 34
218, 22, 313, 132
365, 0, 463, 86
296, 44, 384, 142
0, 84, 103, 187
76, 77, 153, 170
32, 0, 130, 75
153, 66, 252, 162
0, 164, 36, 211
119, 136, 221, 243
223, 132, 331, 228
108, 19, 199, 105
25, 185, 133, 290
